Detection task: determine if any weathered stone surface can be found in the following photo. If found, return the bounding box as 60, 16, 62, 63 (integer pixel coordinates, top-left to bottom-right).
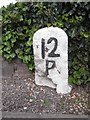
33, 27, 72, 94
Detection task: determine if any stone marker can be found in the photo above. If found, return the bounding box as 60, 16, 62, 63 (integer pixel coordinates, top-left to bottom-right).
33, 27, 72, 94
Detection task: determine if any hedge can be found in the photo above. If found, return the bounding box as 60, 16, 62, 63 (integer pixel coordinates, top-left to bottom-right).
1, 2, 90, 85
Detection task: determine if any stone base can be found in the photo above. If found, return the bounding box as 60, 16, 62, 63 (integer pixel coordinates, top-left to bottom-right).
35, 73, 72, 94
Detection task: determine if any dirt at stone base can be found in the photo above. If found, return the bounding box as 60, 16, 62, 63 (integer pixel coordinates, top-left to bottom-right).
2, 58, 90, 115
2, 75, 89, 115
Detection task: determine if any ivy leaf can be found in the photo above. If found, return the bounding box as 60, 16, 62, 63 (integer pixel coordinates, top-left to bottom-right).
23, 55, 31, 63
19, 15, 23, 21
10, 53, 16, 58
28, 64, 34, 71
27, 19, 31, 25
26, 39, 32, 46
80, 32, 90, 38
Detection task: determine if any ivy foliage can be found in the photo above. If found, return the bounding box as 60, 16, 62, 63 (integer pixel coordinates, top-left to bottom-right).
1, 2, 90, 85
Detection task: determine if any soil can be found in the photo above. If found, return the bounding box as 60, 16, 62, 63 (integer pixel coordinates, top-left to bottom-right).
2, 58, 90, 115
2, 75, 89, 115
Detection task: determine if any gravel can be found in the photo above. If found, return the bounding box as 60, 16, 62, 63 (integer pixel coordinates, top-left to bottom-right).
2, 74, 89, 115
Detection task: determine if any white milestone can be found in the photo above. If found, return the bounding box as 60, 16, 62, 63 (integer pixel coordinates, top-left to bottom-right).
33, 27, 72, 94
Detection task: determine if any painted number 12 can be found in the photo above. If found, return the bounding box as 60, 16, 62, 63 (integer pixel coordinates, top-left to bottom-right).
41, 37, 60, 59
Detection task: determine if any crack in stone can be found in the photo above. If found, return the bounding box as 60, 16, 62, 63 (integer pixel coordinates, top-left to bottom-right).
36, 69, 57, 87
56, 67, 60, 74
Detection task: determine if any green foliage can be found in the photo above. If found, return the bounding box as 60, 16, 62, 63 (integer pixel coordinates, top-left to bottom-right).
1, 2, 90, 85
